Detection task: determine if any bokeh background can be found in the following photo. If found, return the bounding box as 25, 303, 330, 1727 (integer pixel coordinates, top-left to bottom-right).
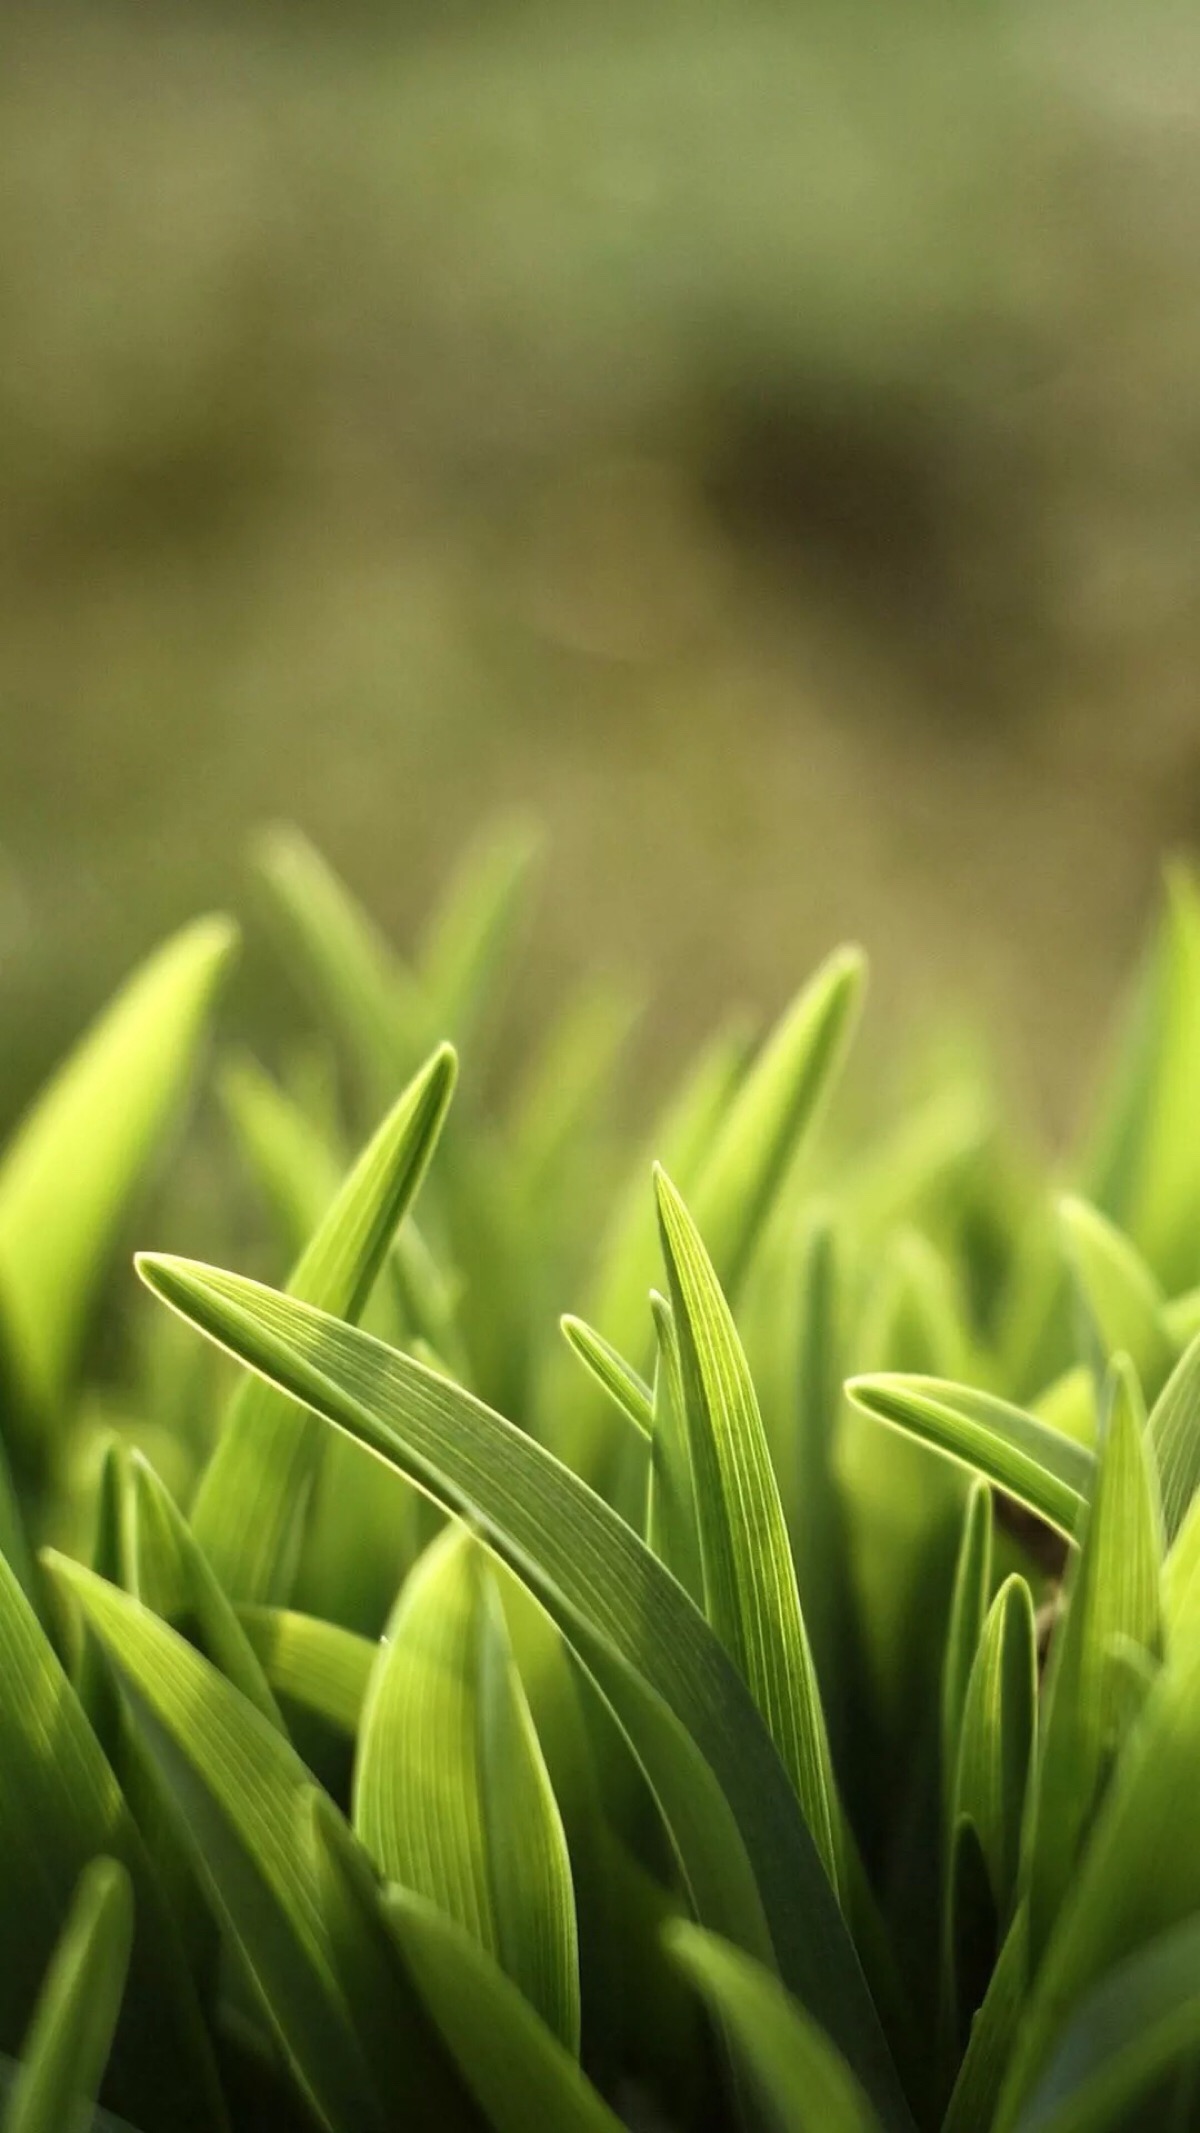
3, 0, 1199, 1139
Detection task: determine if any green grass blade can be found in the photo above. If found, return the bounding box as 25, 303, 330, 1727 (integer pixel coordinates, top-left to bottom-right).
646, 1289, 706, 1605
0, 1435, 33, 1602
559, 1316, 652, 1438
951, 1576, 1036, 1930
846, 1376, 1094, 1541
941, 1482, 994, 1833
384, 1887, 622, 2133
995, 1628, 1200, 2129
1147, 1328, 1200, 1546
217, 1052, 338, 1258
0, 1554, 225, 2133
417, 816, 542, 1054
665, 1922, 883, 2133
3, 1859, 133, 2133
191, 1042, 456, 1602
1057, 1196, 1177, 1402
46, 1558, 471, 2133
1026, 1360, 1164, 1966
690, 946, 865, 1301
655, 1165, 842, 1896
941, 1904, 1029, 2133
136, 1255, 913, 2131
0, 915, 236, 1423
237, 1607, 375, 1733
1012, 1918, 1200, 2133
354, 1524, 580, 2053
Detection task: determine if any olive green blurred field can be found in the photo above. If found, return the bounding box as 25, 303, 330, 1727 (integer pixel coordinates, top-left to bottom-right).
3, 0, 1199, 1132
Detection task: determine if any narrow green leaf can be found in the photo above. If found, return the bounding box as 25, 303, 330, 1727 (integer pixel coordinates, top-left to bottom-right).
846, 1376, 1094, 1542
3, 1859, 133, 2133
655, 1166, 842, 1897
417, 817, 542, 1053
0, 1554, 224, 2133
0, 1434, 33, 1601
1027, 1360, 1164, 1966
941, 1904, 1028, 2133
354, 1524, 580, 2054
191, 1042, 456, 1603
952, 1576, 1036, 1931
942, 1482, 994, 1832
136, 1256, 912, 2131
1013, 1917, 1200, 2133
559, 1317, 652, 1438
646, 1289, 705, 1606
46, 1558, 469, 2133
995, 1629, 1200, 2129
237, 1607, 375, 1734
690, 946, 865, 1301
1057, 1196, 1176, 1402
0, 915, 236, 1420
1147, 1328, 1200, 1545
218, 1052, 337, 1258
384, 1887, 622, 2133
665, 1921, 883, 2133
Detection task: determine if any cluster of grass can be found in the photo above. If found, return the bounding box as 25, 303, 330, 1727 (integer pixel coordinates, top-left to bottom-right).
0, 822, 1198, 2133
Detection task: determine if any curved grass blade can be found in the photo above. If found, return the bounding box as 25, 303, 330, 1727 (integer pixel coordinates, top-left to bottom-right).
0, 915, 236, 1423
191, 1042, 456, 1603
646, 1289, 705, 1606
941, 1482, 993, 1833
951, 1576, 1036, 1930
655, 1166, 842, 1896
689, 946, 865, 1301
237, 1607, 375, 1734
384, 1887, 622, 2133
1147, 1328, 1200, 1546
136, 1255, 913, 2131
354, 1524, 580, 2053
1012, 1917, 1200, 2133
3, 1859, 132, 2133
0, 1554, 224, 2133
664, 1921, 883, 2133
1057, 1196, 1176, 1403
845, 1376, 1094, 1542
46, 1559, 473, 2133
1027, 1360, 1163, 1967
559, 1317, 652, 1438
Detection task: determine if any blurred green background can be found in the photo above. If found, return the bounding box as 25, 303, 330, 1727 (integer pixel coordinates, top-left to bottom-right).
3, 0, 1198, 1140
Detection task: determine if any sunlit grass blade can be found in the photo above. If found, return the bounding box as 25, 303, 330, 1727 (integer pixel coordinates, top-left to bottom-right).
1012, 1917, 1200, 2133
665, 1921, 883, 2133
217, 1051, 338, 1259
192, 1042, 456, 1602
1080, 863, 1200, 1296
384, 1887, 622, 2133
655, 1165, 842, 1896
354, 1523, 580, 2053
951, 1575, 1036, 1931
846, 1375, 1094, 1541
0, 915, 236, 1425
136, 1255, 913, 2130
1057, 1196, 1176, 1402
559, 1316, 652, 1438
942, 1481, 994, 1832
995, 1628, 1200, 2129
1147, 1328, 1200, 1546
46, 1557, 473, 2133
237, 1606, 375, 1734
689, 946, 865, 1301
1026, 1359, 1163, 1966
0, 1553, 224, 2133
417, 816, 542, 1054
3, 1858, 132, 2133
254, 824, 430, 1107
646, 1289, 706, 1606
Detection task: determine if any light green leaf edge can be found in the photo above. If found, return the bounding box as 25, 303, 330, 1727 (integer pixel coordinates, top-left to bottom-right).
3, 1858, 132, 2133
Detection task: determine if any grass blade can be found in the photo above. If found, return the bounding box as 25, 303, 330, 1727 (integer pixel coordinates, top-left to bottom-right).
941, 1482, 994, 1834
665, 1921, 883, 2133
4, 1859, 133, 2133
646, 1289, 705, 1606
655, 1165, 842, 1896
951, 1576, 1036, 1931
845, 1376, 1094, 1542
1057, 1196, 1176, 1403
1147, 1328, 1200, 1546
237, 1607, 375, 1733
191, 1042, 456, 1602
559, 1317, 652, 1438
0, 916, 236, 1423
1012, 1918, 1200, 2133
354, 1524, 580, 2053
136, 1254, 913, 2131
